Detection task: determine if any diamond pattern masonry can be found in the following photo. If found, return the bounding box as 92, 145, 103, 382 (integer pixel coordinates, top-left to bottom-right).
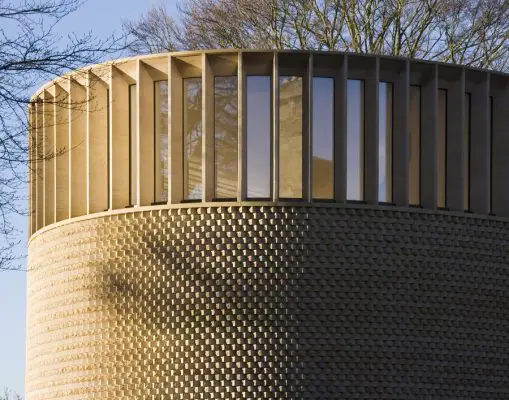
26, 204, 509, 399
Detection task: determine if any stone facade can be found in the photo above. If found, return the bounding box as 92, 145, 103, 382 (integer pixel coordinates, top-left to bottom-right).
27, 203, 509, 399
27, 49, 509, 399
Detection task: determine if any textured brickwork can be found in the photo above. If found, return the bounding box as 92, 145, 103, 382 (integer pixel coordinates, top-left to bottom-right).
27, 204, 509, 399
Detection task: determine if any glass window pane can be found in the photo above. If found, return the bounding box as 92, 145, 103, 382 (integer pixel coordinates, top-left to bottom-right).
129, 84, 137, 205
438, 89, 447, 208
347, 79, 364, 201
155, 81, 168, 202
214, 76, 238, 198
183, 78, 202, 200
279, 76, 302, 198
464, 93, 471, 210
247, 76, 271, 198
409, 85, 420, 205
379, 82, 392, 203
312, 77, 334, 199
490, 95, 493, 213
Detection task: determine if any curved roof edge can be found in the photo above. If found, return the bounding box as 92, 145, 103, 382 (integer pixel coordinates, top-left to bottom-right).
30, 49, 509, 100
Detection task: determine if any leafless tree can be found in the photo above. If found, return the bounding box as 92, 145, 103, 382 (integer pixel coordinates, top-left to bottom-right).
0, 0, 125, 271
124, 0, 509, 71
123, 5, 181, 54
0, 388, 22, 400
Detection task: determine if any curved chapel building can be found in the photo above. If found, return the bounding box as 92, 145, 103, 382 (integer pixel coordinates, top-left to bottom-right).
27, 50, 509, 399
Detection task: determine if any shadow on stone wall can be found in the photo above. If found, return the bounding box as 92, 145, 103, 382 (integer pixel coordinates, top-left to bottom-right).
101, 206, 509, 399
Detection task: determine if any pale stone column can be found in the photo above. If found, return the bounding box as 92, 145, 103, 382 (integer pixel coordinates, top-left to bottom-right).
69, 78, 87, 218
110, 65, 132, 209
35, 99, 44, 230
334, 55, 348, 203
272, 52, 280, 202
202, 53, 214, 202
303, 53, 313, 203
29, 104, 36, 235
420, 63, 439, 209
490, 74, 509, 217
137, 60, 155, 206
54, 83, 69, 222
238, 52, 247, 201
392, 60, 410, 207
364, 57, 380, 205
42, 90, 55, 225
468, 71, 491, 215
169, 56, 184, 204
87, 71, 109, 214
444, 67, 466, 212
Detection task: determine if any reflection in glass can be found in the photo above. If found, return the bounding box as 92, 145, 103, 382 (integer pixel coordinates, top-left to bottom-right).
154, 81, 168, 202
438, 89, 447, 208
184, 78, 202, 200
214, 76, 238, 198
129, 84, 137, 205
347, 79, 364, 200
312, 77, 334, 199
379, 82, 392, 202
279, 76, 303, 198
464, 93, 471, 210
247, 76, 271, 198
409, 85, 420, 205
490, 95, 493, 213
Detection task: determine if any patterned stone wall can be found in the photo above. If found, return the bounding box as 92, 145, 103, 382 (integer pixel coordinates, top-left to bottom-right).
26, 204, 509, 399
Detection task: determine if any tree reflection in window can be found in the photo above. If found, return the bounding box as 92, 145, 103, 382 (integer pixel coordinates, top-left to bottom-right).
438, 89, 447, 208
464, 93, 471, 210
279, 76, 302, 198
214, 76, 238, 198
183, 78, 202, 200
347, 79, 364, 201
379, 82, 393, 203
155, 81, 168, 202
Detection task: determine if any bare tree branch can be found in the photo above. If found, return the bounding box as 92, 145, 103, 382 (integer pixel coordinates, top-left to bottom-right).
0, 387, 22, 400
0, 0, 127, 271
123, 0, 509, 72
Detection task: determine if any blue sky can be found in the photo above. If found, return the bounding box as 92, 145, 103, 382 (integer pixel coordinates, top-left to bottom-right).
0, 0, 177, 395
0, 2, 392, 395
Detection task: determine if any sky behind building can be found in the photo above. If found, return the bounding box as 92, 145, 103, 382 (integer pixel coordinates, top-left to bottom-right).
0, 1, 177, 395
2, 1, 390, 395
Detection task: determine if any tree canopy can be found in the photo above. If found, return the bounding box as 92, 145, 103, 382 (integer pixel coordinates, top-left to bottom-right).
0, 0, 124, 270
124, 0, 509, 71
